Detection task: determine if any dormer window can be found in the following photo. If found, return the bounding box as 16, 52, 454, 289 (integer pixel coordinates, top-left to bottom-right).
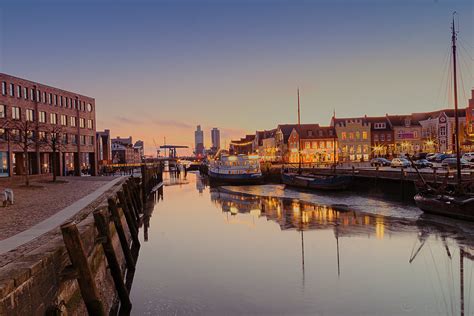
307, 130, 313, 137
405, 118, 411, 127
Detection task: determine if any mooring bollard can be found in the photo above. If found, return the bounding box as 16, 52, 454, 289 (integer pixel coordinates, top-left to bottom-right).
60, 221, 106, 316
108, 198, 136, 270
93, 209, 132, 312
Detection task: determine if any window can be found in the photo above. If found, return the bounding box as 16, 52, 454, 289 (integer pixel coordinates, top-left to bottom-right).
70, 117, 76, 127
89, 136, 94, 145
87, 119, 93, 129
48, 93, 52, 104
387, 134, 392, 141
26, 109, 35, 122
307, 130, 313, 137
60, 115, 67, 126
80, 135, 86, 145
60, 96, 63, 107
71, 134, 78, 144
39, 111, 46, 123
356, 131, 360, 139
9, 83, 14, 97
12, 107, 20, 120
74, 99, 77, 109
1, 82, 6, 95
37, 90, 41, 102
54, 94, 58, 106
305, 141, 310, 149
10, 129, 19, 141
312, 141, 317, 148
0, 105, 5, 118
23, 87, 28, 99
440, 126, 446, 136
349, 132, 354, 140
374, 134, 379, 142
38, 131, 46, 141
87, 103, 92, 112
0, 128, 5, 140
380, 134, 385, 141
42, 91, 46, 103
17, 85, 21, 98
50, 113, 57, 124
30, 88, 35, 101
79, 118, 85, 128
341, 132, 347, 140
362, 131, 368, 140
62, 134, 68, 144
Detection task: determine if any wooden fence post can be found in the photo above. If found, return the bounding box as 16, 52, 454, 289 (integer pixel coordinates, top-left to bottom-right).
60, 221, 106, 316
117, 190, 140, 248
93, 209, 132, 312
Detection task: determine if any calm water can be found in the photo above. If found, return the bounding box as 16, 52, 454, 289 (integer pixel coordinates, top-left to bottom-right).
130, 172, 474, 316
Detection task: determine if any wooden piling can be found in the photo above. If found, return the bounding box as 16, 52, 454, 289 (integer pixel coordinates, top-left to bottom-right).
108, 198, 135, 270
60, 221, 106, 316
93, 209, 132, 312
117, 190, 140, 248
123, 184, 140, 223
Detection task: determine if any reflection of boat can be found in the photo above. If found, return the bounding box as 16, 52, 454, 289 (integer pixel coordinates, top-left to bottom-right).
208, 154, 263, 184
282, 173, 352, 191
186, 161, 202, 171
414, 15, 474, 221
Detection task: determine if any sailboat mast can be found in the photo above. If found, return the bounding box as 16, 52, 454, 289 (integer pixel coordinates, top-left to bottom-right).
297, 88, 302, 171
333, 109, 337, 171
451, 15, 462, 185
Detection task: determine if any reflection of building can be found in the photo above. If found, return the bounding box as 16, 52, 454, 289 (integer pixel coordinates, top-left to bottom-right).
194, 125, 204, 157
287, 124, 337, 164
211, 128, 220, 150
332, 117, 371, 162
0, 72, 97, 177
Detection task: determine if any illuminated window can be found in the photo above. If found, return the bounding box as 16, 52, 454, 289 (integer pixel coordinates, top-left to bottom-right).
39, 111, 46, 123
50, 113, 57, 124
1, 82, 6, 95
79, 118, 85, 128
12, 107, 20, 120
87, 119, 93, 129
17, 85, 21, 98
23, 87, 28, 99
362, 131, 367, 139
341, 132, 347, 140
305, 141, 310, 149
26, 109, 35, 122
70, 117, 76, 127
9, 83, 14, 97
0, 105, 5, 118
61, 115, 67, 126
356, 131, 360, 139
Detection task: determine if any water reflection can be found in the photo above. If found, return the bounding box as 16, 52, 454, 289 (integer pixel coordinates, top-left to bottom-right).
129, 173, 474, 316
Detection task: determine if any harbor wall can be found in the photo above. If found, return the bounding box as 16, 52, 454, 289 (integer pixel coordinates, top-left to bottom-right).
0, 178, 130, 315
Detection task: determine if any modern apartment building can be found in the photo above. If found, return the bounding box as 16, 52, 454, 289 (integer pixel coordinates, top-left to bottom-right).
211, 128, 220, 150
194, 125, 204, 157
0, 73, 97, 177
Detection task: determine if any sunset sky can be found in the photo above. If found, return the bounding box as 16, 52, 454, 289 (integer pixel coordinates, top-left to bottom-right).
0, 0, 472, 155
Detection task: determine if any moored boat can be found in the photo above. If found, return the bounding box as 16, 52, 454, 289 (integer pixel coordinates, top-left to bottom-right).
208, 154, 263, 184
414, 191, 474, 221
282, 172, 352, 191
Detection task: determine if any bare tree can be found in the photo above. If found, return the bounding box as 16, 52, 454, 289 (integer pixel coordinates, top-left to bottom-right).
6, 120, 37, 186
39, 125, 65, 182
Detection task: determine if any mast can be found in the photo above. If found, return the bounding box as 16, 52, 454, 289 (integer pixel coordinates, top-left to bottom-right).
460, 248, 464, 316
333, 109, 337, 173
297, 88, 302, 172
451, 14, 462, 185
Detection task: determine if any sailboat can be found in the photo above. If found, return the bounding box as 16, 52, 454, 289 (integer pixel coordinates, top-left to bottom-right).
413, 14, 474, 221
282, 89, 352, 190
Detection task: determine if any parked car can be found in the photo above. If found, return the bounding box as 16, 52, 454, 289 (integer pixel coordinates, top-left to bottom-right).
414, 159, 433, 169
441, 158, 471, 169
391, 158, 411, 168
426, 153, 437, 161
433, 153, 452, 163
413, 152, 428, 160
370, 157, 391, 167
462, 152, 474, 162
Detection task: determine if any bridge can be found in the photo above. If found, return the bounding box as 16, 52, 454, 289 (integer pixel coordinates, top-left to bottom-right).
159, 145, 189, 158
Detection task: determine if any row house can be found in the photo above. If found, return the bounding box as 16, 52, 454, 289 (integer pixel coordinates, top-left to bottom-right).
275, 124, 298, 162
287, 124, 337, 164
463, 90, 474, 150
255, 129, 277, 161
366, 116, 394, 157
229, 134, 255, 155
417, 109, 467, 153
386, 115, 423, 156
0, 73, 97, 177
331, 117, 371, 162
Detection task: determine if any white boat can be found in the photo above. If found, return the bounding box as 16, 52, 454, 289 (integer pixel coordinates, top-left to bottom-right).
208, 154, 263, 184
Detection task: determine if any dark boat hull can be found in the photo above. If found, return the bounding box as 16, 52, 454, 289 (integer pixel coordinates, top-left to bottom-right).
282, 173, 352, 191
414, 192, 474, 221
208, 170, 264, 185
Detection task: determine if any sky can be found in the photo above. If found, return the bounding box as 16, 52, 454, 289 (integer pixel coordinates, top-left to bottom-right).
0, 0, 472, 155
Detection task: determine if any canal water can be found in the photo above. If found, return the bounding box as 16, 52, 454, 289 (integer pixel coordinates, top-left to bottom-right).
130, 172, 474, 316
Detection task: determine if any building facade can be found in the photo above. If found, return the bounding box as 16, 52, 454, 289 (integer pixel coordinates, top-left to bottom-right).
194, 125, 204, 157
229, 134, 255, 155
211, 128, 220, 150
111, 136, 141, 164
366, 116, 394, 158
0, 73, 97, 177
287, 124, 337, 164
465, 89, 474, 150
96, 129, 112, 165
388, 115, 423, 156
332, 117, 371, 162
275, 124, 298, 163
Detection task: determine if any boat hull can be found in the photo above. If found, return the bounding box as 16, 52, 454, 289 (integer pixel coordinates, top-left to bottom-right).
208, 170, 264, 185
282, 173, 352, 191
414, 193, 474, 221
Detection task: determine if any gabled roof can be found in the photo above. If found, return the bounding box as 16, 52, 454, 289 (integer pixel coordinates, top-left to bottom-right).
277, 124, 299, 142
293, 124, 336, 140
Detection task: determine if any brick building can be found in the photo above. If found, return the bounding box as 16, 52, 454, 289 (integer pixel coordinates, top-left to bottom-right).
366, 116, 394, 158
0, 73, 97, 177
287, 124, 337, 164
96, 129, 112, 165
111, 136, 141, 164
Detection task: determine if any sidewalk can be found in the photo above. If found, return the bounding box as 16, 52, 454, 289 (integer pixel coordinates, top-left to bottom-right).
0, 176, 124, 254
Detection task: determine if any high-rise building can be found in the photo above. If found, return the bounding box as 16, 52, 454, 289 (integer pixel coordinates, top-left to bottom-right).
211, 128, 220, 150
194, 125, 204, 157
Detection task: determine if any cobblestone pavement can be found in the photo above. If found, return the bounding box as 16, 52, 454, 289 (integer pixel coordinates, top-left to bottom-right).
0, 176, 118, 241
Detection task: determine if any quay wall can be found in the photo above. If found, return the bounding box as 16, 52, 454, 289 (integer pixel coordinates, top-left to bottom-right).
0, 178, 130, 315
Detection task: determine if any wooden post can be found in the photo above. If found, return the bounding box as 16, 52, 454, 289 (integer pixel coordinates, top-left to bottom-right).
108, 198, 136, 270
117, 190, 141, 248
141, 164, 147, 204
60, 221, 106, 316
93, 209, 132, 312
123, 184, 140, 222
